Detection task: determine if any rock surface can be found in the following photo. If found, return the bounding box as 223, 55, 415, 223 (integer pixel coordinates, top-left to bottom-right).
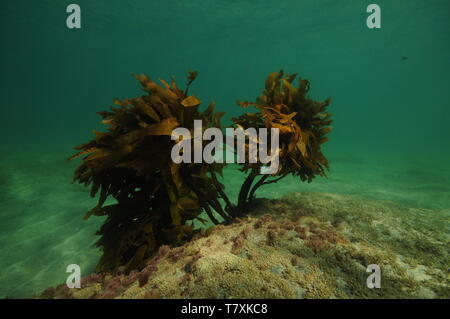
36, 192, 449, 299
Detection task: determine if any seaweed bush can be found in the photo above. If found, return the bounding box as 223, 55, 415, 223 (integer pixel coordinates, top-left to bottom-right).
231, 70, 332, 214
70, 70, 332, 273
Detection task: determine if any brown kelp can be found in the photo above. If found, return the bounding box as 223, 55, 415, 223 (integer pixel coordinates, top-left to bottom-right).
69, 71, 226, 272
231, 70, 332, 214
70, 70, 332, 273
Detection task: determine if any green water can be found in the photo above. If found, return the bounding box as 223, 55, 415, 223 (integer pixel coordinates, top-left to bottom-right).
0, 0, 449, 298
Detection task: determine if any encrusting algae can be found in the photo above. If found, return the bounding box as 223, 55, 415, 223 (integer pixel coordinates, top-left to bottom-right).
36, 193, 449, 299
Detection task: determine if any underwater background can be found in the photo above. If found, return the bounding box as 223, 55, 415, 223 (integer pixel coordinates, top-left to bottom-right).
0, 0, 449, 298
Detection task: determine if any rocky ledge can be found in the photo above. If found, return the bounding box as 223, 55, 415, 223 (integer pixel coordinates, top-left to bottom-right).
36, 192, 449, 299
